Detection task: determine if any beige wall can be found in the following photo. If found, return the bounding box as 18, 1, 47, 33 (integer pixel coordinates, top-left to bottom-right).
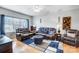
33, 8, 79, 33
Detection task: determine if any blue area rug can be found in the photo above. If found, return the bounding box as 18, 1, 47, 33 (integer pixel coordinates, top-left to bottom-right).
23, 39, 63, 53
49, 41, 59, 49
47, 41, 63, 53
23, 39, 34, 45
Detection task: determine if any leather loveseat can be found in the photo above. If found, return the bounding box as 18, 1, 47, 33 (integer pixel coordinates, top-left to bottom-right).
62, 29, 79, 47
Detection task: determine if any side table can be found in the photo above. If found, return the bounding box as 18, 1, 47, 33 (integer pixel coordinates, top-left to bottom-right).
55, 33, 61, 41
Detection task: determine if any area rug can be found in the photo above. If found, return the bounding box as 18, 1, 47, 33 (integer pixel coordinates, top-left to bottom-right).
23, 39, 63, 53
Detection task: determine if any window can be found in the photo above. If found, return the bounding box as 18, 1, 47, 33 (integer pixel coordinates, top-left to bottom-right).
4, 16, 28, 33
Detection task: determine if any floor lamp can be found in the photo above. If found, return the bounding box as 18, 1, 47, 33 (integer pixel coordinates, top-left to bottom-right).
57, 16, 61, 34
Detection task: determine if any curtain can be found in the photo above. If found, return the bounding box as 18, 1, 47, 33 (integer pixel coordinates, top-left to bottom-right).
0, 15, 5, 35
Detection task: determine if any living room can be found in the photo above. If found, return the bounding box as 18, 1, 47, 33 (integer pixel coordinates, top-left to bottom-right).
0, 5, 79, 53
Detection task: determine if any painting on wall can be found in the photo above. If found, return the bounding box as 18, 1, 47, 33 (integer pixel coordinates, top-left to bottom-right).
62, 16, 71, 30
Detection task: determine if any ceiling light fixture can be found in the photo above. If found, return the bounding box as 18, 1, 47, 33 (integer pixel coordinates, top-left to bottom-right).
33, 5, 43, 12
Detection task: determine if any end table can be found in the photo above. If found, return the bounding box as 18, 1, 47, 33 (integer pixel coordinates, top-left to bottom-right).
55, 33, 61, 41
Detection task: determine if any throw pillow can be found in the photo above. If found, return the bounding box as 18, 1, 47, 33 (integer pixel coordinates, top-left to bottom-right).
67, 33, 76, 38
48, 31, 54, 35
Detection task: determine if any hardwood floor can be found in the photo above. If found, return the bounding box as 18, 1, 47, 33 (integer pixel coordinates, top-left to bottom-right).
63, 44, 79, 53
11, 36, 79, 53
12, 38, 42, 53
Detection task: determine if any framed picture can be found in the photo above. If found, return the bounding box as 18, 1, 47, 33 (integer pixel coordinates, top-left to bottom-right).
63, 16, 71, 30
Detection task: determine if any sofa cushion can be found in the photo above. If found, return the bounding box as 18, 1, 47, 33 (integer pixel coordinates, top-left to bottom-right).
68, 29, 77, 33
16, 28, 29, 33
42, 28, 47, 34
48, 31, 54, 35
67, 33, 76, 38
38, 27, 56, 35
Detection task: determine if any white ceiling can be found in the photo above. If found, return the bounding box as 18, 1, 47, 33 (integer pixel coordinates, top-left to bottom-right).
1, 5, 79, 16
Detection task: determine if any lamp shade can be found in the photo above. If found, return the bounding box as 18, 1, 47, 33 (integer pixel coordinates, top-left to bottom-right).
57, 16, 61, 33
